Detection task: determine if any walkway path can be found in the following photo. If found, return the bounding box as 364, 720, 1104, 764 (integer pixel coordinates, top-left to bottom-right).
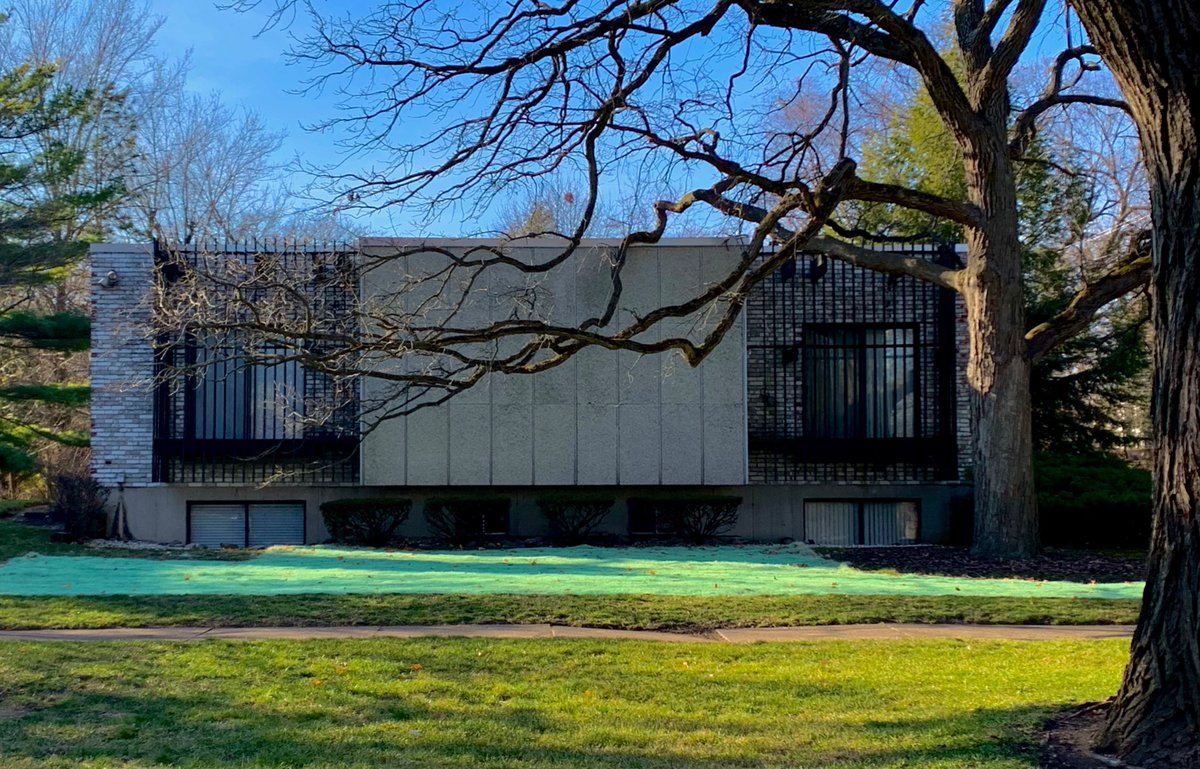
0, 623, 1136, 643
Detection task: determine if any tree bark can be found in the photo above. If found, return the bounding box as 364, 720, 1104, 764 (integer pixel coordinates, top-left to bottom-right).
1072, 0, 1200, 763
960, 102, 1040, 559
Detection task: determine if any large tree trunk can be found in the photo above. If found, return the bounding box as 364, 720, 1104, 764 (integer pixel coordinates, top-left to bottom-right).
960, 118, 1039, 559
1072, 0, 1200, 764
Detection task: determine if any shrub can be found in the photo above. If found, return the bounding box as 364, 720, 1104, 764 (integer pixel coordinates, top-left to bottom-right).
320, 497, 412, 546
49, 474, 109, 541
1036, 452, 1151, 550
537, 494, 613, 544
628, 495, 742, 544
424, 496, 510, 545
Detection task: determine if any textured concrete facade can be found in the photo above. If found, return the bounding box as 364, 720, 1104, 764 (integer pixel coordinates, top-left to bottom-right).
357, 239, 748, 487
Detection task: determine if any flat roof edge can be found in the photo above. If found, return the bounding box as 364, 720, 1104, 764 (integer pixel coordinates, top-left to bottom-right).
358, 236, 750, 248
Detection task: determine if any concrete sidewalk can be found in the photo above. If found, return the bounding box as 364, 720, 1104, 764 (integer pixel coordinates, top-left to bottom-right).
0, 623, 1136, 643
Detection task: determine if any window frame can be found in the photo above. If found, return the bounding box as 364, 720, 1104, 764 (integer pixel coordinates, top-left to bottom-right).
186, 500, 308, 548
800, 322, 923, 441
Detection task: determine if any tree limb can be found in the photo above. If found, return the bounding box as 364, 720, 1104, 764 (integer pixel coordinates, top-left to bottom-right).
1009, 45, 1130, 156
845, 177, 983, 227
1025, 231, 1152, 362
808, 235, 962, 291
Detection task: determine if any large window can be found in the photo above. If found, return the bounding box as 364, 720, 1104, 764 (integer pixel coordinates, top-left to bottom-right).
190, 341, 304, 441
802, 325, 918, 439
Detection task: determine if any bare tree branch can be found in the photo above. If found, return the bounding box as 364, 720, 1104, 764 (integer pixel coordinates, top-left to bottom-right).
1025, 230, 1152, 362
1009, 45, 1130, 156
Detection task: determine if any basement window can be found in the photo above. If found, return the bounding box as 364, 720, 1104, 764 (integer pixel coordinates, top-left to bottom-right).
188, 502, 306, 547
802, 500, 919, 545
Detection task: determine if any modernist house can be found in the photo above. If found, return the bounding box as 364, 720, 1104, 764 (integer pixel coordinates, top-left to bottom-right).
89, 238, 972, 547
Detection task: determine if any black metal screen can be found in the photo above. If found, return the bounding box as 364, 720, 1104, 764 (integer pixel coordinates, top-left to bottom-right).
746, 244, 959, 483
152, 242, 360, 484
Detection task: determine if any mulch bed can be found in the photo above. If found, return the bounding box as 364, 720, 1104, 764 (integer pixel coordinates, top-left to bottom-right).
818, 545, 1146, 584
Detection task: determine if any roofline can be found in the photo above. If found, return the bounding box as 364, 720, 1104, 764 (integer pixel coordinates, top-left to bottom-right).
358, 236, 749, 249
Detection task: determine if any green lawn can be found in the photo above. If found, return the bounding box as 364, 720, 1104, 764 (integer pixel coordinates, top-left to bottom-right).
0, 637, 1126, 768
0, 592, 1140, 631
0, 519, 1142, 629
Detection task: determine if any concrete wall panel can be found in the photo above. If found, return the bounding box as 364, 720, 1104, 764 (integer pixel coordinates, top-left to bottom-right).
406, 408, 449, 485
661, 404, 703, 484
492, 404, 534, 485
533, 404, 576, 485
357, 239, 748, 487
448, 404, 491, 484
703, 403, 746, 485
577, 404, 619, 484
618, 404, 661, 485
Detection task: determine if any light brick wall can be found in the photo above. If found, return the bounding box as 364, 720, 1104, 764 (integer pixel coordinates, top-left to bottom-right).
90, 244, 156, 487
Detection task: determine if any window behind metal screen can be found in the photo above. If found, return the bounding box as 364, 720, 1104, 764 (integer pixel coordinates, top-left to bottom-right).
803, 326, 917, 439
248, 503, 305, 546
189, 504, 246, 547
803, 500, 919, 545
803, 501, 858, 545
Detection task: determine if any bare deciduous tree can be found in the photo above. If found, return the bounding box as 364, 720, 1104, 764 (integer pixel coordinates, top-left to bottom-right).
1067, 1, 1200, 764
128, 90, 290, 243
211, 0, 1151, 560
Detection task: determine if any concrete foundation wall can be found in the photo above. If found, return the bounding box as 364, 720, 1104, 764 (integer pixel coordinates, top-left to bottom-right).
118, 482, 968, 545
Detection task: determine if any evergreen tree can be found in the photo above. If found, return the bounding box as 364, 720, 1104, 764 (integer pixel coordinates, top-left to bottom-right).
0, 59, 122, 477
851, 89, 1149, 454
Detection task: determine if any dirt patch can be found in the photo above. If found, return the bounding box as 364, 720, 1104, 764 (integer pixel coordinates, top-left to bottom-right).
1046, 703, 1200, 769
819, 546, 1145, 584
1043, 702, 1150, 769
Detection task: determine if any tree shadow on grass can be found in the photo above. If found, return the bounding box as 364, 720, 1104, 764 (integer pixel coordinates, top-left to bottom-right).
0, 662, 1062, 768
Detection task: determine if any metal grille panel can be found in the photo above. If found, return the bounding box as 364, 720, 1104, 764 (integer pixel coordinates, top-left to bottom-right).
746, 244, 959, 483
803, 501, 858, 545
152, 242, 360, 484
189, 504, 246, 548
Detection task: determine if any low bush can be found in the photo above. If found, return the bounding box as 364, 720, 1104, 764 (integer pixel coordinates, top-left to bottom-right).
424, 496, 510, 546
537, 494, 613, 544
628, 495, 743, 544
1035, 452, 1151, 550
49, 474, 108, 541
320, 497, 412, 546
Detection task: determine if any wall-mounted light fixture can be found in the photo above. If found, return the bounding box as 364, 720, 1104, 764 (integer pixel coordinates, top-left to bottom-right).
97, 270, 120, 288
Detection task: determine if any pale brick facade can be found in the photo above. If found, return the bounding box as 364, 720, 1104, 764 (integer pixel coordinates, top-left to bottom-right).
90, 244, 157, 488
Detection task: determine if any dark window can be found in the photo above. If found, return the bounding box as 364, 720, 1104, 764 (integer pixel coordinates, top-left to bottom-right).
802, 325, 918, 439
190, 340, 306, 441
627, 499, 665, 535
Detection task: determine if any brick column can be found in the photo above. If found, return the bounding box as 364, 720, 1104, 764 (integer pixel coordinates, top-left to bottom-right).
89, 244, 156, 488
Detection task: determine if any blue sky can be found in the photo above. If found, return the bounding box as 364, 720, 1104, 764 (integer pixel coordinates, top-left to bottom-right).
148, 3, 344, 202
144, 1, 1089, 237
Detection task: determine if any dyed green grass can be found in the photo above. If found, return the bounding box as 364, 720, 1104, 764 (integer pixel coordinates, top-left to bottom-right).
0, 518, 1140, 629
0, 519, 252, 563
1, 537, 1143, 600
0, 638, 1125, 768
0, 592, 1140, 631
